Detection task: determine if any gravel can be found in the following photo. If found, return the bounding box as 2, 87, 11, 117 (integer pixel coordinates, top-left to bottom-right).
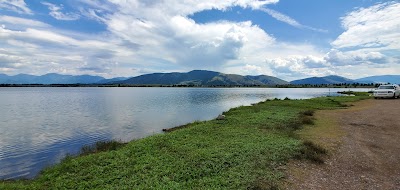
286, 99, 400, 190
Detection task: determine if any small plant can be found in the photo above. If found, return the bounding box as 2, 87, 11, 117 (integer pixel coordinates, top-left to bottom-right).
301, 116, 314, 125
294, 140, 327, 164
301, 110, 315, 116
80, 140, 126, 155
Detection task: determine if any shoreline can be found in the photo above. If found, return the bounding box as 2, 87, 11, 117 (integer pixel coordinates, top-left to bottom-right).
1, 93, 371, 189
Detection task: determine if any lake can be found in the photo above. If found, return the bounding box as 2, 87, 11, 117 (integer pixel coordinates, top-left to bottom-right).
0, 87, 370, 179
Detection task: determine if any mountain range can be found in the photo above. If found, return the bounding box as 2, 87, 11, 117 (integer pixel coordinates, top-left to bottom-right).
0, 73, 127, 84
118, 70, 288, 86
290, 75, 355, 85
0, 70, 399, 85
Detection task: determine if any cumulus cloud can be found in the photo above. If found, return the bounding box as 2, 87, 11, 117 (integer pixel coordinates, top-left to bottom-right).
0, 0, 32, 14
41, 2, 80, 21
332, 2, 400, 49
264, 47, 397, 80
3, 0, 320, 78
266, 55, 329, 73
96, 1, 279, 71
325, 49, 388, 66
0, 24, 123, 76
0, 51, 24, 69
266, 55, 329, 77
2, 0, 397, 80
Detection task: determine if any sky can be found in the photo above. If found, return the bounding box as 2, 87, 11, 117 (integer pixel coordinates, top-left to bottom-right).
0, 0, 399, 80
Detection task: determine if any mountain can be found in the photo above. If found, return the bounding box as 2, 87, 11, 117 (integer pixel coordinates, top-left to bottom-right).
0, 74, 37, 84
97, 77, 129, 84
119, 70, 289, 86
4, 71, 396, 86
33, 73, 105, 84
0, 73, 107, 84
290, 75, 355, 85
355, 75, 400, 84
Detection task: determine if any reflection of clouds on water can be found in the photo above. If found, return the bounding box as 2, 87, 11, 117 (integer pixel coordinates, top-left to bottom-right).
0, 87, 368, 179
0, 129, 111, 179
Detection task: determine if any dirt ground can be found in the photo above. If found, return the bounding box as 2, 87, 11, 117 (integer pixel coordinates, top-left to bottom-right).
285, 99, 400, 190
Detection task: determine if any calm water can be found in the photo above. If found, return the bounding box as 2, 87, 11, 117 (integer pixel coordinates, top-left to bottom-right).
0, 87, 369, 179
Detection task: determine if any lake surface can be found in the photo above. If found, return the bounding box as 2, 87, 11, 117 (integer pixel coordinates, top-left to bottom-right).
0, 87, 370, 179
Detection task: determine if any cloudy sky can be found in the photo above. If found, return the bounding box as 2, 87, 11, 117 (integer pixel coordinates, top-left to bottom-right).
0, 0, 399, 80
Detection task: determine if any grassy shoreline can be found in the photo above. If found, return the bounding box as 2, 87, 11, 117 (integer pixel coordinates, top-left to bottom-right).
1, 94, 371, 189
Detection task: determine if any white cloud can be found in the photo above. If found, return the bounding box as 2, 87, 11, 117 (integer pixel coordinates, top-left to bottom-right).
332, 2, 400, 50
1, 0, 398, 80
3, 0, 304, 78
265, 55, 332, 79
105, 0, 278, 17
260, 8, 327, 32
0, 0, 32, 14
0, 24, 126, 77
0, 16, 49, 28
96, 1, 280, 72
41, 2, 80, 21
325, 49, 388, 66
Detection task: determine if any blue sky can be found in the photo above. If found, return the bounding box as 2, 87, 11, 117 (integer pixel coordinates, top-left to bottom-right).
0, 0, 399, 80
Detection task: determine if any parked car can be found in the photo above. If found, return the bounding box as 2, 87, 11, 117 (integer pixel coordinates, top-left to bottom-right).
373, 84, 400, 99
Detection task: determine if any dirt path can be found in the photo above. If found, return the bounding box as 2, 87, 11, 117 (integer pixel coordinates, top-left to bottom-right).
286, 99, 400, 190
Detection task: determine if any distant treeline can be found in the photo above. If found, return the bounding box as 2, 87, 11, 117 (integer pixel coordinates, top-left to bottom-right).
275, 83, 380, 88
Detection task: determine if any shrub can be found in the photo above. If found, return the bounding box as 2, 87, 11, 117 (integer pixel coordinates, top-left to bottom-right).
294, 140, 327, 164
301, 110, 315, 116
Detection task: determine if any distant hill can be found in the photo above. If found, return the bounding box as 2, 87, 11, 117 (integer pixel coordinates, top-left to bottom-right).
355, 75, 400, 84
2, 71, 397, 86
119, 70, 289, 86
97, 77, 129, 84
0, 73, 123, 84
290, 75, 355, 85
35, 73, 104, 84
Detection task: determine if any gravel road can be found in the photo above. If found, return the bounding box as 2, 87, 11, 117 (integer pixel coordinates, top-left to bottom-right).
286, 99, 400, 190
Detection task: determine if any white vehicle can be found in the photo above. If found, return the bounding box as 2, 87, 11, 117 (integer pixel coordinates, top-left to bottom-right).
373, 84, 400, 99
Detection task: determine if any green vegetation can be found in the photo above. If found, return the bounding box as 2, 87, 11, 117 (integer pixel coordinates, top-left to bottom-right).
276, 83, 378, 88
0, 95, 370, 190
337, 91, 372, 96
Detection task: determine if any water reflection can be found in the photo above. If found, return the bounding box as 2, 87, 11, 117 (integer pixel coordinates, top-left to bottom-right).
0, 87, 369, 179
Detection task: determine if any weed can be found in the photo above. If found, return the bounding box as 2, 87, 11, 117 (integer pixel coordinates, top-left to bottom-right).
80, 140, 126, 155
294, 140, 327, 164
301, 116, 314, 125
301, 110, 315, 116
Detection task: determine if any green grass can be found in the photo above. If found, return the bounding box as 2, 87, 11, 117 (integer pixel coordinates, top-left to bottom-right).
0, 95, 370, 190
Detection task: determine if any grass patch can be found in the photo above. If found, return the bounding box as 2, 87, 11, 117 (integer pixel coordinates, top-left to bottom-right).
0, 95, 370, 190
338, 91, 371, 97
